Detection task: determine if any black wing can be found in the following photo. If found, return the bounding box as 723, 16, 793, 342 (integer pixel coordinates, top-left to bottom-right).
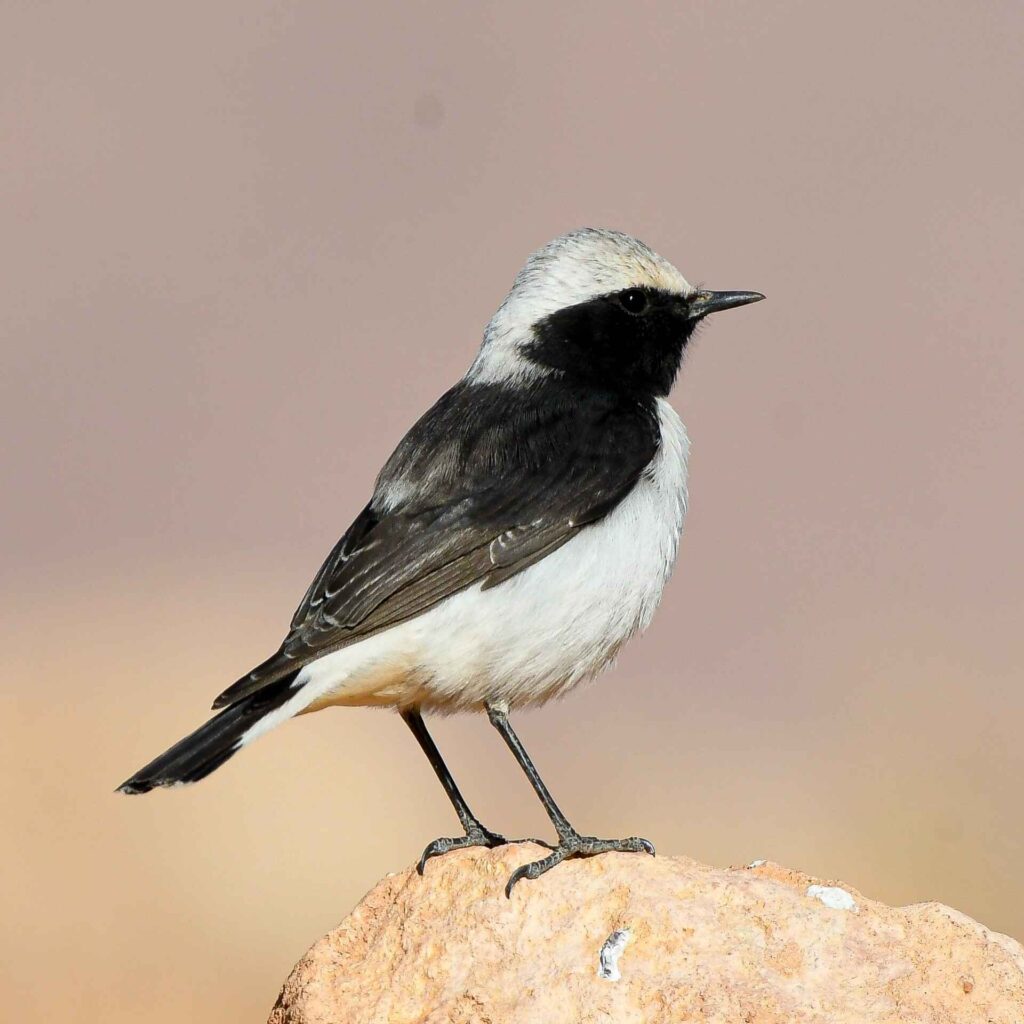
213, 380, 660, 709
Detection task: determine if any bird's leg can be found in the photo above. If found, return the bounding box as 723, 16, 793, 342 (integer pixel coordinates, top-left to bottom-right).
486, 702, 655, 897
402, 707, 507, 873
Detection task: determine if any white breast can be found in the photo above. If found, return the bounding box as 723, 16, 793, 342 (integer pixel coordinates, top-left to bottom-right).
251, 399, 691, 738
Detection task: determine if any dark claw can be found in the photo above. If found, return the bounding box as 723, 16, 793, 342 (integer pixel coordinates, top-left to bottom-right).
504, 833, 655, 897
504, 866, 528, 897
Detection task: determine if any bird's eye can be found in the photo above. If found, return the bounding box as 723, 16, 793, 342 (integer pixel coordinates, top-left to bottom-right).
618, 289, 649, 315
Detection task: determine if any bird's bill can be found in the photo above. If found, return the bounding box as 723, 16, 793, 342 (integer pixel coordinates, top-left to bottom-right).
687, 290, 766, 320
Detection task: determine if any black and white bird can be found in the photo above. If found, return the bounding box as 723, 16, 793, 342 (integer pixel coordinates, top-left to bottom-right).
119, 228, 763, 895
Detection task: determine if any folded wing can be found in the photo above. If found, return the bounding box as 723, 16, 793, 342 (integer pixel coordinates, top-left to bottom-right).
213, 382, 660, 709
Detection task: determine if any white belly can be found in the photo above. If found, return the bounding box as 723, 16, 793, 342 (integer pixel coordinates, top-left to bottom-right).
243, 400, 689, 741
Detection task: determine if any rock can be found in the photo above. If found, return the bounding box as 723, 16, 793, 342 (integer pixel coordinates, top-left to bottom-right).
269, 844, 1024, 1023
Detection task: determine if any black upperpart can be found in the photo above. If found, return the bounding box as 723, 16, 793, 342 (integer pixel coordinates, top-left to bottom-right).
526, 287, 697, 397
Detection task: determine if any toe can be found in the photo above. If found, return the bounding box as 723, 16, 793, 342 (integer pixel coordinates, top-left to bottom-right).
417, 838, 449, 874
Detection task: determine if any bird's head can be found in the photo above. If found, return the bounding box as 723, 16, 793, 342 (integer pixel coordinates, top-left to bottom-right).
469, 228, 763, 396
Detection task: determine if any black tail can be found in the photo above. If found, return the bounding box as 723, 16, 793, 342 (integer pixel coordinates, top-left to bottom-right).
117, 673, 298, 794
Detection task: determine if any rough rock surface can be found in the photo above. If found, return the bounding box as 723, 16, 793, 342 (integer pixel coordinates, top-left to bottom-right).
269, 844, 1024, 1023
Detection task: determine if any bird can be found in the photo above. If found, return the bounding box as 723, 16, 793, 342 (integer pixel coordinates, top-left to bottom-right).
118, 228, 764, 896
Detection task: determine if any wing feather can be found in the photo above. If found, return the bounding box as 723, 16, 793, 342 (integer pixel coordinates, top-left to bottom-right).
212, 382, 660, 710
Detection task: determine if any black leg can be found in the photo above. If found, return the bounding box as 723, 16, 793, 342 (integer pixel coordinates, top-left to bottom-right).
486, 702, 654, 897
402, 708, 506, 873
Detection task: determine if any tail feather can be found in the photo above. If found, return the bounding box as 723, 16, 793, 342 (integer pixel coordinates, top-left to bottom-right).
117, 672, 299, 794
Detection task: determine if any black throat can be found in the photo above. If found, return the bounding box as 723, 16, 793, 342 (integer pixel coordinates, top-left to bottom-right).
524, 287, 697, 397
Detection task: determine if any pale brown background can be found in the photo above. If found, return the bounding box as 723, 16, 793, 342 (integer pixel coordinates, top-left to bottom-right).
2, 1, 1022, 1020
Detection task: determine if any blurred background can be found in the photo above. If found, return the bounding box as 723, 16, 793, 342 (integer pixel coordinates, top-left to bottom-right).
2, 1, 1023, 1020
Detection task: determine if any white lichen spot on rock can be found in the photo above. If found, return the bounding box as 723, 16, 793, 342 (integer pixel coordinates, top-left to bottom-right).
597, 928, 631, 981
807, 884, 858, 911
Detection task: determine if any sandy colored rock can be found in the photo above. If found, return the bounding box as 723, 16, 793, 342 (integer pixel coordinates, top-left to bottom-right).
269, 844, 1024, 1023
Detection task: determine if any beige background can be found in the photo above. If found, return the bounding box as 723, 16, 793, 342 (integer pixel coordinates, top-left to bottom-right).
2, 2, 1023, 1020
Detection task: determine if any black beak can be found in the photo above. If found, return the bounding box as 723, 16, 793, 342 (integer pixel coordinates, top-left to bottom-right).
687, 289, 765, 320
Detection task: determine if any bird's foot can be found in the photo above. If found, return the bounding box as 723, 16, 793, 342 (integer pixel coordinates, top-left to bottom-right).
504, 832, 655, 897
417, 823, 507, 874
417, 826, 556, 875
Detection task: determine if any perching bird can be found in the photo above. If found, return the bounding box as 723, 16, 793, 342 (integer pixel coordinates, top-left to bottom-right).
118, 228, 763, 895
